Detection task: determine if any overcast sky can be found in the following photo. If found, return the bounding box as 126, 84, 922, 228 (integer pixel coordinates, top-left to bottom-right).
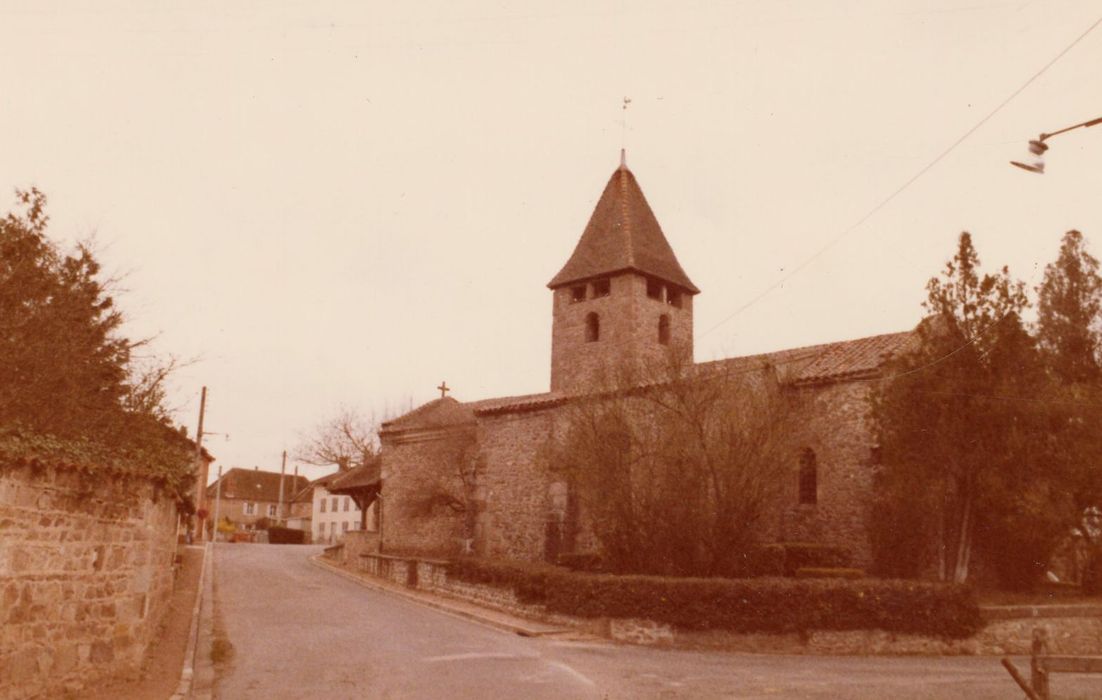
3, 1, 1100, 483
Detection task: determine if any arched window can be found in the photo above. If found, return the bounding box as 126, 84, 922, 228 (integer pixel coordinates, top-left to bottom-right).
585, 312, 600, 342
798, 448, 818, 505
658, 314, 670, 345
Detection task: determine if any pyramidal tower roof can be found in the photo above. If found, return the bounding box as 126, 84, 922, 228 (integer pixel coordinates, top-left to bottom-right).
547, 152, 699, 294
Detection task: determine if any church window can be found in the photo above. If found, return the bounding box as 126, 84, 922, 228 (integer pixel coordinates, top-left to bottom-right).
658, 314, 670, 345
667, 288, 683, 308
585, 312, 600, 342
592, 278, 611, 297
571, 285, 587, 303
798, 448, 818, 505
646, 278, 663, 301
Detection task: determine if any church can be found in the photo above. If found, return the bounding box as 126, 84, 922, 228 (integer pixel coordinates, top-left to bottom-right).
367, 153, 916, 569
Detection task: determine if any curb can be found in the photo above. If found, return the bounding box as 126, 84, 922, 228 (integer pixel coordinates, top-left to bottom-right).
170, 543, 210, 700
189, 542, 217, 700
309, 555, 571, 639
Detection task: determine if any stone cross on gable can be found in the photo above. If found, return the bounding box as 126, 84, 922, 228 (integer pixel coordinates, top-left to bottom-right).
437, 381, 450, 398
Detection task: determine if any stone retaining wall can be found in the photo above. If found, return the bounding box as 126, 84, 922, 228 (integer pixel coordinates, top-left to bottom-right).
0, 462, 180, 700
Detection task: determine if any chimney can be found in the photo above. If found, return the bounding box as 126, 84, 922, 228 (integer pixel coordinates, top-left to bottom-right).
338, 457, 351, 473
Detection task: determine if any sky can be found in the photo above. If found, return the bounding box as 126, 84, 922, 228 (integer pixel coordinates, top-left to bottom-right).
2, 1, 1100, 483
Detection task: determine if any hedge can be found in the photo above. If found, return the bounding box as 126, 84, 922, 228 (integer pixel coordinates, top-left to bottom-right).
727, 542, 851, 578
448, 558, 982, 639
267, 526, 306, 545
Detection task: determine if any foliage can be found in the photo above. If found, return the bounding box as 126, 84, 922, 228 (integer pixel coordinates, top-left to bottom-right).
551, 356, 790, 577
793, 567, 865, 579
0, 188, 128, 437
0, 189, 195, 500
872, 231, 1102, 590
1036, 230, 1102, 385
448, 557, 983, 638
268, 526, 307, 545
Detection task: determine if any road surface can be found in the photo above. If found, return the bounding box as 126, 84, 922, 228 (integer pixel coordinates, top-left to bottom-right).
212, 544, 1100, 699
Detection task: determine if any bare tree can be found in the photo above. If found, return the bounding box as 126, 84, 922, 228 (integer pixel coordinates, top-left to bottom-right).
295, 406, 379, 468
552, 354, 791, 576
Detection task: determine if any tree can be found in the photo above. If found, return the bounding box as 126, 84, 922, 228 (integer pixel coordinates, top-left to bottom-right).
551, 356, 790, 577
1036, 230, 1102, 385
295, 406, 379, 469
0, 188, 196, 499
0, 188, 131, 438
872, 232, 1094, 589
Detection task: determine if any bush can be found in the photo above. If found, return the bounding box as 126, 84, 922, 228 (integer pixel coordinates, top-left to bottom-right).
268, 526, 306, 545
781, 543, 851, 576
1084, 549, 1102, 596
448, 558, 982, 638
725, 543, 850, 578
794, 567, 865, 579
557, 552, 604, 572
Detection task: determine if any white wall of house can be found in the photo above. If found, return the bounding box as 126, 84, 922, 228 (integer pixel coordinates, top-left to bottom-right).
311, 486, 377, 544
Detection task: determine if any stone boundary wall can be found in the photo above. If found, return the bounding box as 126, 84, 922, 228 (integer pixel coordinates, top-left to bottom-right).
0, 462, 180, 700
336, 551, 1102, 656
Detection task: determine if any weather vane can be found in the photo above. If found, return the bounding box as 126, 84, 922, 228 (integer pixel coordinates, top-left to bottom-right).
621, 96, 632, 149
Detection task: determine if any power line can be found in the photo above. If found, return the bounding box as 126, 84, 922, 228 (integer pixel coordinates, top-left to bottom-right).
701, 13, 1102, 340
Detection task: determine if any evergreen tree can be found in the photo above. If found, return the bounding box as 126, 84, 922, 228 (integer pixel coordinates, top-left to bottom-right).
1036, 230, 1102, 384
0, 188, 131, 437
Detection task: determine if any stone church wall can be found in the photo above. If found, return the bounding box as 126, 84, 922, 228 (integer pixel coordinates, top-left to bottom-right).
380, 432, 468, 557
475, 409, 558, 560
771, 380, 879, 568
0, 461, 179, 700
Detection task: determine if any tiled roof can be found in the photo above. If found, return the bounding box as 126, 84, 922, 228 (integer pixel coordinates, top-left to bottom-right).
383, 332, 916, 430
547, 163, 699, 293
207, 468, 309, 503
379, 397, 476, 434
699, 330, 916, 386
467, 391, 566, 416
328, 459, 382, 493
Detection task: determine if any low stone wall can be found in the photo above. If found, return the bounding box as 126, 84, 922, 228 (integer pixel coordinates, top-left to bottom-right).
339, 530, 380, 567
0, 462, 180, 700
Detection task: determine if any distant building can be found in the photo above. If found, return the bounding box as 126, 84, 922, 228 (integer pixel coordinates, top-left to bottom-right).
206, 467, 309, 531
308, 467, 368, 545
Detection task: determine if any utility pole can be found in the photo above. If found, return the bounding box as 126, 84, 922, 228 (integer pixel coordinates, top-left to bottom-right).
213, 464, 223, 543
192, 386, 208, 541
277, 450, 287, 525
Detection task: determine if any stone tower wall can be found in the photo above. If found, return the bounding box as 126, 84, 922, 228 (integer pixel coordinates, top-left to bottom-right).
550, 272, 693, 393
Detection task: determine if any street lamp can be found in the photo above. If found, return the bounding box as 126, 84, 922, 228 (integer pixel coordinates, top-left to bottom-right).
1011, 115, 1102, 173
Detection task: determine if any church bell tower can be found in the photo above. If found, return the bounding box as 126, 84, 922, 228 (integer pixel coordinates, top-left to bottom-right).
547, 152, 699, 393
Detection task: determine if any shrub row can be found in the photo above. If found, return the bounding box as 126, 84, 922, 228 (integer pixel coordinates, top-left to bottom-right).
729, 542, 852, 577
447, 558, 983, 638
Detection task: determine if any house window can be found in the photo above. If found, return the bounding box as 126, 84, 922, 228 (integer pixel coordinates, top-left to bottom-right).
570, 285, 586, 303
320, 498, 326, 513
331, 497, 338, 512
344, 498, 350, 512
658, 314, 670, 345
592, 278, 611, 297
267, 504, 277, 517
342, 522, 349, 533
244, 502, 257, 516
646, 278, 663, 301
667, 288, 682, 308
585, 312, 600, 342
799, 448, 818, 505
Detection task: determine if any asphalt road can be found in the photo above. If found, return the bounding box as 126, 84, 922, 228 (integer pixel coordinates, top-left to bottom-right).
212, 544, 1101, 699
